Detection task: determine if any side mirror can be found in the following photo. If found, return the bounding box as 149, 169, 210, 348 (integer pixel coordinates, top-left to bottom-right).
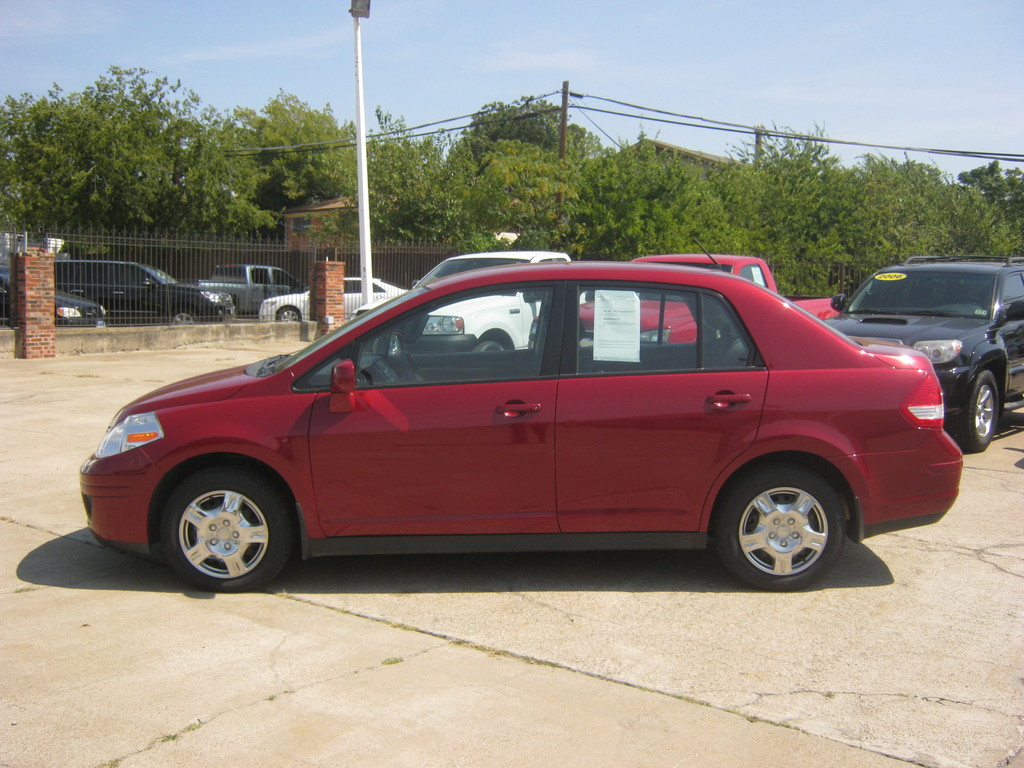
830, 294, 847, 312
329, 359, 357, 413
1005, 298, 1024, 322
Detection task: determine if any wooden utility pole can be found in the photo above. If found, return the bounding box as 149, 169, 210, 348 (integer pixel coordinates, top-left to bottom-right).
556, 81, 570, 210
559, 80, 569, 161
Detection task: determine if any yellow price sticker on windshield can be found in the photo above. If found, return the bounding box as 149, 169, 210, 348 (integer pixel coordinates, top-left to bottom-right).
874, 272, 907, 281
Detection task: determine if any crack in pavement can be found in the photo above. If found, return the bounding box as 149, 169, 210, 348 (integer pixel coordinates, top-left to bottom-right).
92, 640, 444, 768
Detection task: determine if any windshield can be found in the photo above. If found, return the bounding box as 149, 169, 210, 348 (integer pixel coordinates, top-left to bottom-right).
847, 270, 994, 319
142, 264, 178, 284
263, 287, 427, 375
417, 257, 525, 286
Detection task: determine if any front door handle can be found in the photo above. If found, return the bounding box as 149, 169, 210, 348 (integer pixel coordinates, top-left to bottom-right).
496, 401, 542, 418
706, 392, 752, 410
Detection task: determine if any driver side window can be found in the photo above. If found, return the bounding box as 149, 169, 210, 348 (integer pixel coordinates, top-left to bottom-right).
355, 286, 555, 387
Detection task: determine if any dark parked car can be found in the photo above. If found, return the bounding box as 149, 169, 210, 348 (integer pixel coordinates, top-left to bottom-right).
1, 265, 107, 327
81, 262, 961, 593
828, 256, 1024, 452
55, 259, 233, 324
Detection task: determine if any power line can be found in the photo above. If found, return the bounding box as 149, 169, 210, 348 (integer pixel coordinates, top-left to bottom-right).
572, 93, 1024, 165
226, 86, 1023, 166
227, 91, 561, 157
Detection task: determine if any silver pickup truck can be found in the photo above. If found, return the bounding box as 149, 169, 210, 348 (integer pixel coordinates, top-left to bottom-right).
197, 264, 305, 316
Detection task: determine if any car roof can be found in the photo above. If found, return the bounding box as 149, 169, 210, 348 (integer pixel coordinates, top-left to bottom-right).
635, 254, 754, 266
878, 261, 1015, 275
444, 251, 569, 262
420, 259, 754, 294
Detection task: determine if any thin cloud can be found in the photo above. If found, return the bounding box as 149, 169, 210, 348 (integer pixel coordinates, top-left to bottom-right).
175, 28, 344, 64
0, 0, 118, 43
484, 39, 599, 73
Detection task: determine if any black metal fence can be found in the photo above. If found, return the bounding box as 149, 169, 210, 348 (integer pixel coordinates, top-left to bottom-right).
1, 225, 866, 329
1, 228, 460, 327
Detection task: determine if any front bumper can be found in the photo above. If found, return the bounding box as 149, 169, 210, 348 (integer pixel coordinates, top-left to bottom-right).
935, 365, 973, 416
80, 449, 160, 553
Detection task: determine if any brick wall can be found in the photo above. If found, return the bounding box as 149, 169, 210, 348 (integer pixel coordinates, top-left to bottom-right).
311, 261, 346, 336
12, 249, 56, 358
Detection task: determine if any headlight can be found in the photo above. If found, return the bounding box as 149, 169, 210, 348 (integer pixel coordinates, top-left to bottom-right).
912, 340, 963, 364
200, 290, 228, 304
56, 306, 83, 318
423, 315, 464, 335
96, 412, 164, 458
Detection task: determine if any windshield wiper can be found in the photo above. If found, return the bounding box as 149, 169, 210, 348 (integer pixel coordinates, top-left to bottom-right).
256, 354, 287, 377
897, 310, 968, 318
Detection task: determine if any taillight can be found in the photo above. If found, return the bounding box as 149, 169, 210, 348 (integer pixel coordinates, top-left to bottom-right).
901, 374, 945, 428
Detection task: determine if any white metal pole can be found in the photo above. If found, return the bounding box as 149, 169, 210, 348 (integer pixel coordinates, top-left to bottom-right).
352, 14, 373, 306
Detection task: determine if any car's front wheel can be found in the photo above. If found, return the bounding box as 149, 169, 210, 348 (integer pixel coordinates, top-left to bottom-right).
161, 468, 293, 592
713, 465, 846, 591
949, 370, 998, 453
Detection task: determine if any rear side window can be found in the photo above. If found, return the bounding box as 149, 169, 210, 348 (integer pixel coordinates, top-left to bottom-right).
574, 285, 755, 375
740, 264, 768, 287
57, 262, 113, 284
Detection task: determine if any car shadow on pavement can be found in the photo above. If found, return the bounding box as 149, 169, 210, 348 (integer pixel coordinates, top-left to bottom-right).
15, 530, 894, 594
994, 411, 1024, 467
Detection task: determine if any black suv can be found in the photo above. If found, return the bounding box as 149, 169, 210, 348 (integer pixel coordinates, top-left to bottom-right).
828, 257, 1024, 453
55, 260, 234, 324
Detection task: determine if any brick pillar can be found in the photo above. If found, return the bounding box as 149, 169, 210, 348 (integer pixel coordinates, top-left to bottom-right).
311, 260, 346, 337
12, 248, 56, 359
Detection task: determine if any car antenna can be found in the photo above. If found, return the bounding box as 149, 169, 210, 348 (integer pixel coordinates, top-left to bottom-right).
693, 238, 720, 265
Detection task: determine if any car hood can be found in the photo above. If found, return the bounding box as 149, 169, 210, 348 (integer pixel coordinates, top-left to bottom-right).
827, 313, 986, 345
55, 290, 103, 311
118, 365, 252, 417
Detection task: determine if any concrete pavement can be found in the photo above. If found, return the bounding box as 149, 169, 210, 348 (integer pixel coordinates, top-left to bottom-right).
2, 342, 1022, 768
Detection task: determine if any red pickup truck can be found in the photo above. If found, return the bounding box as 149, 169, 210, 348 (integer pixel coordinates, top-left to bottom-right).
634, 254, 837, 319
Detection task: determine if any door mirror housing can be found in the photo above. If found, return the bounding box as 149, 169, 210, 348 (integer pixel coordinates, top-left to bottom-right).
1005, 298, 1024, 321
329, 359, 357, 413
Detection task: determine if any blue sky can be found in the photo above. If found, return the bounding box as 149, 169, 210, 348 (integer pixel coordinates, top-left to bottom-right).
2, 0, 1021, 178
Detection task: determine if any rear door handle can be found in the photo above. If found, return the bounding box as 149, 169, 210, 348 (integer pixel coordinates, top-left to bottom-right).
706, 392, 752, 409
496, 401, 542, 418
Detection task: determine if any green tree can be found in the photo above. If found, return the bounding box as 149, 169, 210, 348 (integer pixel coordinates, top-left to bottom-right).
0, 67, 270, 232
958, 162, 1024, 252
567, 139, 723, 260
233, 92, 355, 216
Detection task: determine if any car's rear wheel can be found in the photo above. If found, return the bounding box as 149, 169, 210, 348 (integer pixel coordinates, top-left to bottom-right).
713, 465, 846, 591
950, 370, 998, 453
276, 306, 302, 322
161, 468, 293, 592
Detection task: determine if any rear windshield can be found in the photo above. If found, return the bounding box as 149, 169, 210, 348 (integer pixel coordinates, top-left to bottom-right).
848, 270, 995, 319
418, 257, 525, 285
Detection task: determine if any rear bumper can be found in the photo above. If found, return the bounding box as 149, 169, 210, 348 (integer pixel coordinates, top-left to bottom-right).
850, 430, 962, 539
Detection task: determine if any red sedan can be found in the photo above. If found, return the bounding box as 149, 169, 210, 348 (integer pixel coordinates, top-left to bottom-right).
81, 262, 962, 592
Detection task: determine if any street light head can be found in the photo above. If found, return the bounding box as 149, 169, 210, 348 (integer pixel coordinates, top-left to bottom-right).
350, 0, 370, 18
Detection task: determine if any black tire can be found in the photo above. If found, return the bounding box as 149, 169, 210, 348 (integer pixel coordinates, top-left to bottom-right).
171, 309, 195, 324
473, 332, 513, 352
713, 465, 846, 591
276, 306, 302, 322
161, 468, 293, 592
949, 370, 998, 454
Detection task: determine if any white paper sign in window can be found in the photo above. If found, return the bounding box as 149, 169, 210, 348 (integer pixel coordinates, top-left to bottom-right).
593, 289, 641, 362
